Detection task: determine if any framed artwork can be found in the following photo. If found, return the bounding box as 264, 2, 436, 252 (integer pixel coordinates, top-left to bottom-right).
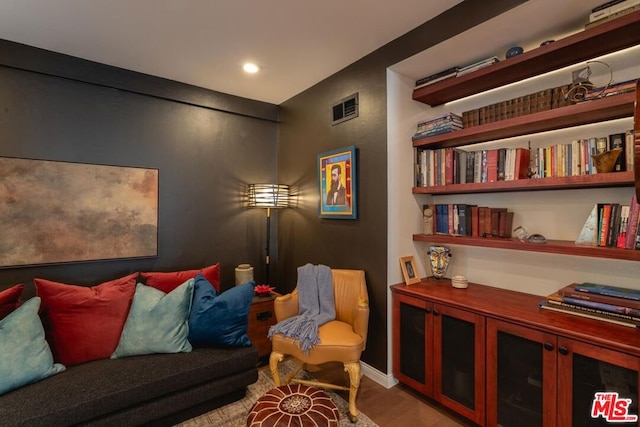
318, 145, 357, 219
0, 157, 158, 268
399, 256, 420, 285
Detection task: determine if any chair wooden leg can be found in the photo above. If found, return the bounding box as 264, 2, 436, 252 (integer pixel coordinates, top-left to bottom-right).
269, 351, 284, 387
343, 361, 361, 422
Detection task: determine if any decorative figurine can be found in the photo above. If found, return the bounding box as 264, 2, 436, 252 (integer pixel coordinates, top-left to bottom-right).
428, 246, 451, 279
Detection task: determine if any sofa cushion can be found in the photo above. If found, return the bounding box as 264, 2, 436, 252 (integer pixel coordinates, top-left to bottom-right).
112, 280, 194, 358
35, 273, 138, 366
188, 274, 254, 347
0, 297, 65, 396
0, 346, 259, 427
0, 284, 23, 320
141, 262, 220, 293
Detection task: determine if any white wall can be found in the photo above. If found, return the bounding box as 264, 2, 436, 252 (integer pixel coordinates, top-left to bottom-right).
386, 3, 640, 377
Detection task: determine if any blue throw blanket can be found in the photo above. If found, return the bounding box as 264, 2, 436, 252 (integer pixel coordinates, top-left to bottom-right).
268, 264, 335, 353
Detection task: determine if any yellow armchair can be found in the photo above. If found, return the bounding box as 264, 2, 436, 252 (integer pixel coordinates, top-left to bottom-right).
269, 269, 369, 422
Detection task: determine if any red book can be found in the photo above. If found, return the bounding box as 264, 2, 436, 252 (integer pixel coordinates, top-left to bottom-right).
514, 148, 531, 179
598, 204, 612, 247
471, 206, 480, 237
486, 149, 499, 182
625, 195, 640, 249
444, 148, 454, 185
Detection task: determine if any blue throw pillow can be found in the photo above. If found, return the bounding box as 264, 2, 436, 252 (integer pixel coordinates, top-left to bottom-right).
111, 280, 194, 359
188, 274, 254, 347
0, 297, 65, 396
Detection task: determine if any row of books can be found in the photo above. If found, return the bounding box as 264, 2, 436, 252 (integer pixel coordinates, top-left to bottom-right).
423, 204, 514, 238
414, 130, 634, 188
413, 113, 463, 140
587, 0, 640, 28
415, 147, 530, 187
529, 131, 634, 179
583, 78, 637, 101
540, 282, 640, 328
413, 56, 500, 90
579, 194, 640, 250
461, 83, 576, 129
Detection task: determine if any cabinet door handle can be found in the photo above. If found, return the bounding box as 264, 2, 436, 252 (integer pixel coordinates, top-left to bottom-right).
433, 309, 440, 316
257, 311, 273, 321
543, 342, 554, 351
425, 308, 431, 314
558, 346, 569, 356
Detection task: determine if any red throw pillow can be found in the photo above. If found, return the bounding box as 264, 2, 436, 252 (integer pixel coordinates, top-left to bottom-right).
141, 263, 220, 293
0, 284, 24, 320
35, 273, 138, 366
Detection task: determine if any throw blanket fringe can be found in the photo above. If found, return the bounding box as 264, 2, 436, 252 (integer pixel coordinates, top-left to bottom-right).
268, 264, 335, 354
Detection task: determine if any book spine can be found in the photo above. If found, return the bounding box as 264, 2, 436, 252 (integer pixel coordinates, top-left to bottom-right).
560, 284, 640, 310
540, 301, 639, 328
574, 283, 640, 301
625, 195, 639, 249
561, 296, 640, 318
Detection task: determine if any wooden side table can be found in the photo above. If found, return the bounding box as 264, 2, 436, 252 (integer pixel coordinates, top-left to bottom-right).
247, 293, 278, 361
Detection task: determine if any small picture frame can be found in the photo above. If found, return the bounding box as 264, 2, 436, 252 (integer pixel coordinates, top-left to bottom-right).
399, 256, 420, 285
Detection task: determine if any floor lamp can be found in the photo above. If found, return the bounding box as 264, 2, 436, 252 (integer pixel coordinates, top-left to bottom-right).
247, 183, 290, 285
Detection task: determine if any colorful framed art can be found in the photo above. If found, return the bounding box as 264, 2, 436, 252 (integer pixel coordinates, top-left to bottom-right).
317, 145, 357, 219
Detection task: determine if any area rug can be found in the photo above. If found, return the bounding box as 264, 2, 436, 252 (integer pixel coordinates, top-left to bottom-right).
176, 360, 379, 427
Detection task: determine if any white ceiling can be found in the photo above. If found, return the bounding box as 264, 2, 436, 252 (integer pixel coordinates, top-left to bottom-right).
0, 0, 463, 105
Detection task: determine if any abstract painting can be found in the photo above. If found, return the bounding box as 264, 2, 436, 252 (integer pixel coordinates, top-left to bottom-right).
0, 157, 158, 267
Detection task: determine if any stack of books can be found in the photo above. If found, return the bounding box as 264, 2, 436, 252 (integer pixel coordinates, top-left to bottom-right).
586, 0, 640, 29
540, 283, 640, 328
412, 113, 463, 140
583, 78, 638, 100
414, 66, 460, 90
456, 56, 500, 77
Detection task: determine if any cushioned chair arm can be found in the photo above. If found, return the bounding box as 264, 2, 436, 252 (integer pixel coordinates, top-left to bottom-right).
274, 292, 299, 321
353, 299, 370, 350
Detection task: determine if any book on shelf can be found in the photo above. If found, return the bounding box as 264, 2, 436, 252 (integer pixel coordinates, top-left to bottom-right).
584, 78, 638, 100
539, 299, 640, 328
588, 0, 640, 24
414, 66, 461, 88
573, 283, 640, 301
591, 0, 628, 13
551, 292, 640, 318
559, 283, 640, 310
456, 56, 500, 77
609, 132, 627, 172
624, 195, 640, 249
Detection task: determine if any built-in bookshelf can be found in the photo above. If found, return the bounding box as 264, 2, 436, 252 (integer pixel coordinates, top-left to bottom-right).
412, 11, 640, 106
413, 233, 640, 261
411, 11, 640, 260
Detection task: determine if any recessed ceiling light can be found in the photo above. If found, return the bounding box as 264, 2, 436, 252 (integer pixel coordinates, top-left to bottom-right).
243, 63, 260, 74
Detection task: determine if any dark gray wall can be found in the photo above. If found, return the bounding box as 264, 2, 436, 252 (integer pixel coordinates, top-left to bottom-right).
277, 0, 528, 373
0, 40, 280, 298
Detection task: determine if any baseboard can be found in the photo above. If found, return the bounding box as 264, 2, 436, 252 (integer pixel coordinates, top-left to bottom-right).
361, 361, 398, 389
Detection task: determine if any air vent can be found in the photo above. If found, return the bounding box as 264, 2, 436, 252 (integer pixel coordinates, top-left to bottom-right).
332, 93, 359, 125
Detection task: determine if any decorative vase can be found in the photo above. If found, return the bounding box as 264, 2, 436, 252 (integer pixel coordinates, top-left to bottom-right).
591, 148, 622, 174
235, 263, 254, 285
428, 246, 452, 279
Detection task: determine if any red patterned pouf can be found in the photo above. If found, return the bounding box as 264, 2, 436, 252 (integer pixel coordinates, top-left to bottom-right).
247, 383, 339, 427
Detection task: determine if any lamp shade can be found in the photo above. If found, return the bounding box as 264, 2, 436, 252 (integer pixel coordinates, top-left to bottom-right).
247, 184, 290, 208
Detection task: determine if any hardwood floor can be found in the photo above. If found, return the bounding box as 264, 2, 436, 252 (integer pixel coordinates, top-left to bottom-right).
264, 361, 471, 426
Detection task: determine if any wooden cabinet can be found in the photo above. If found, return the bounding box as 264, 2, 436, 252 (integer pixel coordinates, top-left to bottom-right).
393, 290, 486, 425
392, 280, 640, 426
411, 11, 640, 262
247, 294, 277, 360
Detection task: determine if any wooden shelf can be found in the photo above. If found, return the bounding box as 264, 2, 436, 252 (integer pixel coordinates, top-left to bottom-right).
413, 171, 634, 194
412, 233, 640, 261
412, 10, 640, 106
412, 92, 635, 149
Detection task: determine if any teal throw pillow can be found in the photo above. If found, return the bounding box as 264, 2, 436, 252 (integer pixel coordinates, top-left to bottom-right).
111, 280, 194, 359
0, 297, 65, 396
188, 274, 254, 347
